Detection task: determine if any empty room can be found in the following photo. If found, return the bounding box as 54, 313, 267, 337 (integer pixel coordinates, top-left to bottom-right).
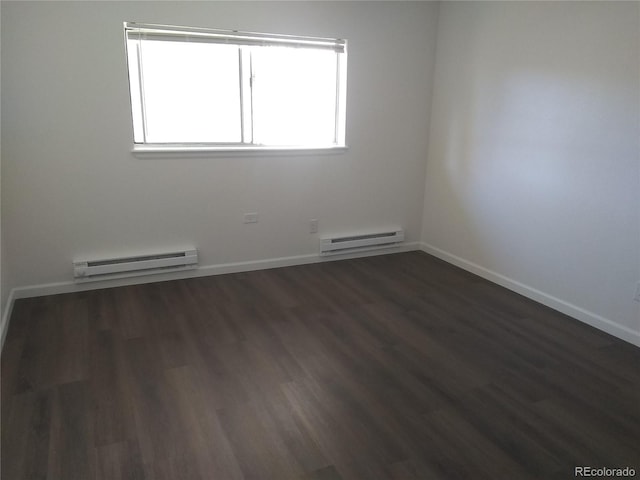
1, 1, 639, 479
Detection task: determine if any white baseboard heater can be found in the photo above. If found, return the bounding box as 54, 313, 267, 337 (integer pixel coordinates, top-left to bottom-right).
73, 248, 198, 282
320, 228, 404, 255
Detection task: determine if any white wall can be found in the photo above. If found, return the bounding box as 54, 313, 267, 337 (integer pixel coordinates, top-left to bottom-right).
422, 1, 640, 343
0, 0, 6, 344
1, 2, 437, 290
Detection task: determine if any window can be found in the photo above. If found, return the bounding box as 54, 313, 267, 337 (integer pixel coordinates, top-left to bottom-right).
124, 23, 347, 152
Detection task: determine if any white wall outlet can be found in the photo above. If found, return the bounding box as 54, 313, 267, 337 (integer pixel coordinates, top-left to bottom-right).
634, 282, 640, 302
310, 219, 318, 234
244, 212, 259, 224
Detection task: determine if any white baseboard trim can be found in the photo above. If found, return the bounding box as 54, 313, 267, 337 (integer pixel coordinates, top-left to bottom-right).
0, 243, 420, 351
420, 242, 640, 348
1, 288, 16, 351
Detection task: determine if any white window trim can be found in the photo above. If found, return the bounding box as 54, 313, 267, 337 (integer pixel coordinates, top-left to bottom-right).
124, 22, 348, 153
131, 144, 349, 158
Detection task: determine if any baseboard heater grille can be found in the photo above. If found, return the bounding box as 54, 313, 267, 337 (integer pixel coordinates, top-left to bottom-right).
320, 229, 404, 255
73, 248, 198, 282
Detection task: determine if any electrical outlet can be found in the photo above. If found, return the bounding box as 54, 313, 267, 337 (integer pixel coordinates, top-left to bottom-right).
310, 219, 318, 234
244, 212, 259, 224
635, 282, 640, 302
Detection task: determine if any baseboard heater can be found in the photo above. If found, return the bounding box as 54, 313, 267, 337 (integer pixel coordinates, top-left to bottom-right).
320, 229, 405, 255
73, 248, 198, 282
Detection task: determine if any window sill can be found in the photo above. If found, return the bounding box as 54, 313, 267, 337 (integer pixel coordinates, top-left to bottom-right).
131, 144, 348, 158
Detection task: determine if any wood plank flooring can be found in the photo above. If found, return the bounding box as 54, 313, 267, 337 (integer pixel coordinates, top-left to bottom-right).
2, 251, 639, 479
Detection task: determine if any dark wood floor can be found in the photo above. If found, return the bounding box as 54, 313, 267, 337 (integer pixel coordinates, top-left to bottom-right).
2, 251, 639, 479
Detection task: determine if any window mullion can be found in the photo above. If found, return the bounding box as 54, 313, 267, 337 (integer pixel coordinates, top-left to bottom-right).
239, 47, 254, 145
334, 52, 340, 146
249, 51, 255, 145
238, 47, 245, 144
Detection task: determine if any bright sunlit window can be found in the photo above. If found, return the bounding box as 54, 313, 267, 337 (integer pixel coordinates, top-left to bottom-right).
124, 23, 347, 151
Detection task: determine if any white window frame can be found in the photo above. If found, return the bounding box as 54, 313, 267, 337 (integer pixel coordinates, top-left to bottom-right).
124, 22, 348, 155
